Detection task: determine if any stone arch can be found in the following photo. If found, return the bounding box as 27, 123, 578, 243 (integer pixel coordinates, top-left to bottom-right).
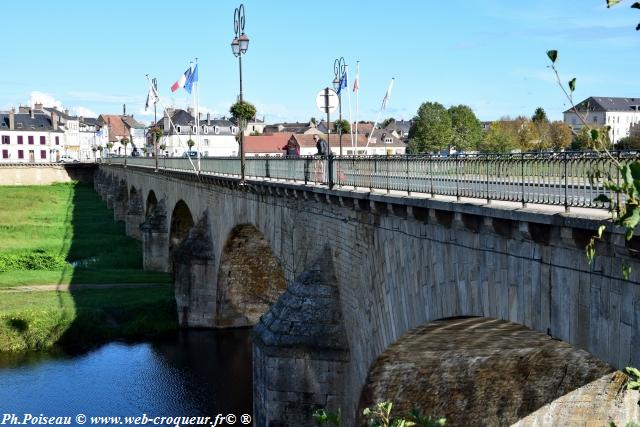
169, 200, 194, 266
357, 316, 637, 426
145, 190, 158, 218
215, 223, 287, 328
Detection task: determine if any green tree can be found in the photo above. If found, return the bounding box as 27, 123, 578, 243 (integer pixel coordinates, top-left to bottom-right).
479, 120, 517, 153
229, 101, 257, 130
333, 119, 351, 134
381, 117, 396, 129
532, 107, 548, 123
448, 105, 482, 152
187, 139, 195, 149
310, 117, 317, 125
408, 102, 452, 153
617, 135, 640, 150
549, 121, 573, 151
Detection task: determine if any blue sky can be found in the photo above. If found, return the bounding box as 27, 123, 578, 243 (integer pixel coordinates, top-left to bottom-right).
0, 0, 638, 124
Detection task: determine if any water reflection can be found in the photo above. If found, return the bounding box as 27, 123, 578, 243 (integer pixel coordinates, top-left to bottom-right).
0, 329, 252, 418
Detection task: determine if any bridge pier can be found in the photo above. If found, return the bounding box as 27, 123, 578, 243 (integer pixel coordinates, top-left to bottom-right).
253, 252, 349, 427
125, 190, 144, 240
173, 212, 217, 327
113, 181, 128, 222
140, 198, 169, 272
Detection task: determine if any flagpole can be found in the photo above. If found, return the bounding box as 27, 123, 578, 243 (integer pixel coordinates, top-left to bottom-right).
355, 61, 359, 154
367, 78, 394, 148
145, 74, 199, 174
346, 64, 354, 151
195, 58, 201, 172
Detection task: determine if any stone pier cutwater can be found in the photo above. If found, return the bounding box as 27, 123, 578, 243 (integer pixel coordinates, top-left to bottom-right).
253, 250, 349, 427
140, 198, 169, 273
125, 187, 144, 240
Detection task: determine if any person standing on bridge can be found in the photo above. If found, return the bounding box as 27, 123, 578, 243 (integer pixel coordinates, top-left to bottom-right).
313, 134, 329, 184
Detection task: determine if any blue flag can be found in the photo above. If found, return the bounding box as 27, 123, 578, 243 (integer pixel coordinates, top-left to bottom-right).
336, 72, 347, 95
184, 64, 199, 94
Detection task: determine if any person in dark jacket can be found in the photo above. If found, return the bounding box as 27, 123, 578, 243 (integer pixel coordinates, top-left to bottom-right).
313, 134, 328, 156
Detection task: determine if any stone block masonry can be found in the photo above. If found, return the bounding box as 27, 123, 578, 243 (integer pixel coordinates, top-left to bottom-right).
96, 165, 640, 426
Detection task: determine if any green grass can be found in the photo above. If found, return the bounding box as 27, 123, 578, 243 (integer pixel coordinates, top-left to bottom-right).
0, 287, 176, 353
0, 182, 171, 286
0, 182, 176, 352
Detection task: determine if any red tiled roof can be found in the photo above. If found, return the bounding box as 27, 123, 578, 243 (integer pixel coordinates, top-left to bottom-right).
100, 114, 129, 142
244, 133, 293, 154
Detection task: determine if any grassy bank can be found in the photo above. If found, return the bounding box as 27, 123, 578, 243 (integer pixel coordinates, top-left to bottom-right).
0, 183, 170, 286
0, 182, 176, 353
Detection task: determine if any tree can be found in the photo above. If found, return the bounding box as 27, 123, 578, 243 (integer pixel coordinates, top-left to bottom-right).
448, 105, 482, 152
617, 135, 640, 150
381, 117, 396, 129
333, 119, 351, 134
187, 139, 195, 149
549, 121, 573, 151
532, 107, 548, 123
479, 121, 517, 153
408, 102, 452, 153
310, 117, 317, 126
121, 137, 130, 155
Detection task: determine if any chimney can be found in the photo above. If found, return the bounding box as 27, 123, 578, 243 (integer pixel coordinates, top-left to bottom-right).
64, 109, 69, 117
9, 109, 15, 130
19, 105, 29, 113
30, 108, 34, 119
163, 111, 170, 132
187, 107, 194, 117
122, 104, 126, 116
34, 102, 43, 111
52, 112, 58, 131
207, 112, 210, 125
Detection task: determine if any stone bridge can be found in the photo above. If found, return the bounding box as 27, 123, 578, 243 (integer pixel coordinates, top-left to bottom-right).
94, 164, 640, 426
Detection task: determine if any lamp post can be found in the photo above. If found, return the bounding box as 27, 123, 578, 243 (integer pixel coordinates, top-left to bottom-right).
333, 57, 346, 156
231, 3, 249, 183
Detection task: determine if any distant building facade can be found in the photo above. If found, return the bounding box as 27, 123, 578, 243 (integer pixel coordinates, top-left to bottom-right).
0, 107, 64, 162
564, 97, 640, 145
154, 109, 239, 157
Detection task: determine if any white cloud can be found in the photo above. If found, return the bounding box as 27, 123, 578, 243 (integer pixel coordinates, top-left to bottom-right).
73, 106, 97, 118
29, 91, 62, 108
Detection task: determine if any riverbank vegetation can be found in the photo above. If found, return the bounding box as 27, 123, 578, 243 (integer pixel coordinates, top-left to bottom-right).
0, 182, 176, 353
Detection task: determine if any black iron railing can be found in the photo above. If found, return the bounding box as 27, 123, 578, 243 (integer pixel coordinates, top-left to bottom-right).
109, 151, 640, 210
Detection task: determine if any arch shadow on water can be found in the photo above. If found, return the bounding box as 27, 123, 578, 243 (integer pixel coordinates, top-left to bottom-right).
0, 170, 253, 418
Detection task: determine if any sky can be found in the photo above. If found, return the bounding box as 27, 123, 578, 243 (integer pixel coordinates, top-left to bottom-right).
0, 0, 638, 124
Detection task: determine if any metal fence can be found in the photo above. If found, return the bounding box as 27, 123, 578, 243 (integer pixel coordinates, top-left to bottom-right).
108, 151, 640, 210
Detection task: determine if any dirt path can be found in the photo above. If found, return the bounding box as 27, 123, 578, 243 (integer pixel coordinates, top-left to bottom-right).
0, 283, 171, 292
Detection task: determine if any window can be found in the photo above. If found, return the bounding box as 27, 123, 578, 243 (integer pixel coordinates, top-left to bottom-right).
384, 138, 393, 143
17, 136, 23, 145
28, 136, 34, 145
204, 139, 209, 147
177, 126, 181, 133
40, 150, 46, 159
40, 136, 46, 145
1, 135, 9, 144
203, 126, 209, 134
2, 149, 8, 159
592, 116, 598, 124
215, 126, 220, 134
18, 150, 23, 159
55, 136, 59, 145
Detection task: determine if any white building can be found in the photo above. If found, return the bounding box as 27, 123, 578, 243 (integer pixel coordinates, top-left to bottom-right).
155, 109, 239, 157
0, 108, 65, 162
563, 97, 640, 145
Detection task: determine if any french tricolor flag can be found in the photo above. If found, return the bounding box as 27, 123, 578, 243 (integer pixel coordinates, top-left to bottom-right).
171, 66, 192, 92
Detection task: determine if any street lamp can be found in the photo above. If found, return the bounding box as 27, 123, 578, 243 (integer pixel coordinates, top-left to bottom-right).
231, 4, 249, 183
333, 57, 346, 155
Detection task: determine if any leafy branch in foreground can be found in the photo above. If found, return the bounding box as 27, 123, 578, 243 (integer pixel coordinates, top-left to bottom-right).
547, 48, 638, 279
314, 402, 446, 427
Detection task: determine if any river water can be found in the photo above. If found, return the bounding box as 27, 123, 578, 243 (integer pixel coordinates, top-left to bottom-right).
0, 329, 252, 422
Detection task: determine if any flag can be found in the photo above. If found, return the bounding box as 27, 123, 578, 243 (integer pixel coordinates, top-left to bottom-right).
336, 72, 347, 95
145, 85, 159, 111
381, 78, 394, 110
184, 64, 198, 94
353, 64, 359, 92
171, 66, 192, 92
